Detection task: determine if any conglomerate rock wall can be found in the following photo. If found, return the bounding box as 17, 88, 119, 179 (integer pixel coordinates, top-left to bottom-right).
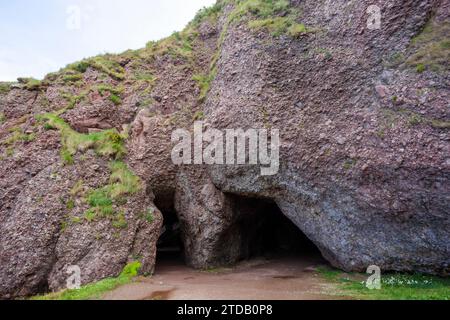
0, 0, 449, 298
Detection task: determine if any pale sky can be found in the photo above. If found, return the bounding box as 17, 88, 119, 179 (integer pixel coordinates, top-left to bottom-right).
0, 0, 216, 81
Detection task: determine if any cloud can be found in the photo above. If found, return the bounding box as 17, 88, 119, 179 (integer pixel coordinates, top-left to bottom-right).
0, 0, 216, 81
0, 48, 59, 81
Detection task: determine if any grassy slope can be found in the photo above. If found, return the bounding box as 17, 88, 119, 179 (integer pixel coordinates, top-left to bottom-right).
318, 267, 450, 300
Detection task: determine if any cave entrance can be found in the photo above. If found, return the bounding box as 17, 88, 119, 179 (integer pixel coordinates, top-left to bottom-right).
154, 190, 325, 273
154, 189, 184, 265
230, 196, 322, 262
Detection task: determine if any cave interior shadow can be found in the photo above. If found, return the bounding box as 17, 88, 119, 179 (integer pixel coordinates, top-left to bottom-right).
154, 192, 325, 270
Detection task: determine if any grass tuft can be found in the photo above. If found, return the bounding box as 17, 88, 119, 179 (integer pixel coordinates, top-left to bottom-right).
18, 77, 43, 91
67, 61, 90, 73
95, 84, 124, 97
191, 2, 224, 26
132, 70, 156, 83
1, 127, 35, 146
192, 73, 215, 102
407, 21, 450, 73
61, 91, 87, 110
227, 0, 307, 38
145, 29, 197, 62
144, 208, 155, 223
84, 161, 142, 220
0, 82, 12, 94
109, 94, 122, 106
66, 56, 125, 80
416, 63, 426, 73
63, 72, 84, 83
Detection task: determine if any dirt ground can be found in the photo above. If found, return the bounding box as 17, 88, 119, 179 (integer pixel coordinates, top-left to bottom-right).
103, 254, 346, 300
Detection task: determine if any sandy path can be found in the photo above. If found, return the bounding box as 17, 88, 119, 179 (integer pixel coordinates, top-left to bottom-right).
103, 255, 344, 300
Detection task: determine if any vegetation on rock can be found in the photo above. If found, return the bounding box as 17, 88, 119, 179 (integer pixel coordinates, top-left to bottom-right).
85, 161, 142, 221
38, 114, 127, 164
31, 261, 142, 300
145, 28, 197, 63
192, 0, 308, 102
18, 77, 43, 91
318, 267, 450, 300
407, 21, 450, 73
1, 0, 448, 300
227, 0, 307, 36
0, 82, 12, 94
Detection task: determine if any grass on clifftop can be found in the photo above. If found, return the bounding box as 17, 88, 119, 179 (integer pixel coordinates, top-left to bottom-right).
82, 56, 126, 81
31, 261, 141, 300
65, 55, 126, 81
145, 29, 197, 63
249, 17, 306, 37
191, 0, 307, 102
0, 82, 12, 94
191, 2, 224, 26
318, 267, 450, 300
38, 114, 127, 164
17, 77, 43, 91
230, 0, 307, 37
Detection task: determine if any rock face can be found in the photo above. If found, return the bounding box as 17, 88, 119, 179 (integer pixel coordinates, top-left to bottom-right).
0, 0, 449, 298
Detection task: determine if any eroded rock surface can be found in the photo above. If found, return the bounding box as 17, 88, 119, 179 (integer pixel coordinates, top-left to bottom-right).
0, 0, 449, 298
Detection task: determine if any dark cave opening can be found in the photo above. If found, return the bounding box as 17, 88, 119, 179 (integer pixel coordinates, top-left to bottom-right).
154, 190, 324, 272
229, 196, 322, 261
154, 189, 184, 264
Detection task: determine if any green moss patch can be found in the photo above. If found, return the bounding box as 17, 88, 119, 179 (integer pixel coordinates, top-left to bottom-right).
0, 82, 12, 94
377, 108, 450, 136
89, 56, 126, 80
63, 72, 84, 84
66, 55, 125, 81
1, 127, 35, 146
17, 77, 43, 91
192, 73, 215, 102
38, 114, 127, 164
67, 61, 91, 73
229, 0, 307, 37
143, 208, 155, 223
145, 28, 197, 62
407, 21, 450, 73
31, 261, 142, 300
93, 84, 124, 106
95, 84, 124, 97
84, 161, 142, 222
61, 91, 87, 110
191, 2, 224, 26
109, 94, 122, 106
